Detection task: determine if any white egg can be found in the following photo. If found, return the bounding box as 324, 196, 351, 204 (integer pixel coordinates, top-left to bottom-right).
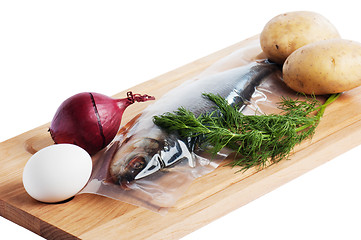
22, 144, 92, 203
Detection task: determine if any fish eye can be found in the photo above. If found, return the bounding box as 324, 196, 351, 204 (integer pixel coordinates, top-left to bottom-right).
128, 155, 146, 170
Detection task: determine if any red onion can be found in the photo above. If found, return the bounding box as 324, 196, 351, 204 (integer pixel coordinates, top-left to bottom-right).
49, 91, 155, 155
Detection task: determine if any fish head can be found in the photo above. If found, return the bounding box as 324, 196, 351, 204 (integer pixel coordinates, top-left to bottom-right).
109, 137, 163, 186
134, 136, 194, 180
109, 134, 194, 187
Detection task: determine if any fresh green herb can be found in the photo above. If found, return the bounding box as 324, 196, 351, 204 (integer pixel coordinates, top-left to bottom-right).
153, 93, 340, 172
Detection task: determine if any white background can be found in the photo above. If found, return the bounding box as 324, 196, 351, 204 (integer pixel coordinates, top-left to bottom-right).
1, 1, 361, 239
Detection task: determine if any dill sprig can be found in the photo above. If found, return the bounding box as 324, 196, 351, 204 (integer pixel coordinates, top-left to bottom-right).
153, 93, 340, 172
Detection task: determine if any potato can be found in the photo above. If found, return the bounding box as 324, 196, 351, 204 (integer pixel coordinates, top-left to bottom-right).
283, 39, 361, 95
260, 11, 340, 64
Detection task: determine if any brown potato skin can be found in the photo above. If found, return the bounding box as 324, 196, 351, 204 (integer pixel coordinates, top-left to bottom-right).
283, 39, 361, 95
260, 11, 340, 64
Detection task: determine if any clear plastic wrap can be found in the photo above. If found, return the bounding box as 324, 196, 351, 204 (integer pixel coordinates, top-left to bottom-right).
79, 37, 292, 214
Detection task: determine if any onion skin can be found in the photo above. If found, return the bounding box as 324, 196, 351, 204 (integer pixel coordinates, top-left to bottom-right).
49, 91, 154, 155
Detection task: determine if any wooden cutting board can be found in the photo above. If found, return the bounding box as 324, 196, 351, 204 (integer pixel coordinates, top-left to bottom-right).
2, 35, 361, 240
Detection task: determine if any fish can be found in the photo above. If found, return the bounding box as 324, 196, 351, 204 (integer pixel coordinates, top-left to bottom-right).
108, 60, 281, 186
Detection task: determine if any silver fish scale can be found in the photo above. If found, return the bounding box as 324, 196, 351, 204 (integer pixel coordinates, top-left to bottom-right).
143, 62, 258, 118
140, 61, 279, 121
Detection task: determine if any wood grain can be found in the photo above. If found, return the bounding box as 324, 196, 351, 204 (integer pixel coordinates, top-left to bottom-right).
1, 35, 361, 239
